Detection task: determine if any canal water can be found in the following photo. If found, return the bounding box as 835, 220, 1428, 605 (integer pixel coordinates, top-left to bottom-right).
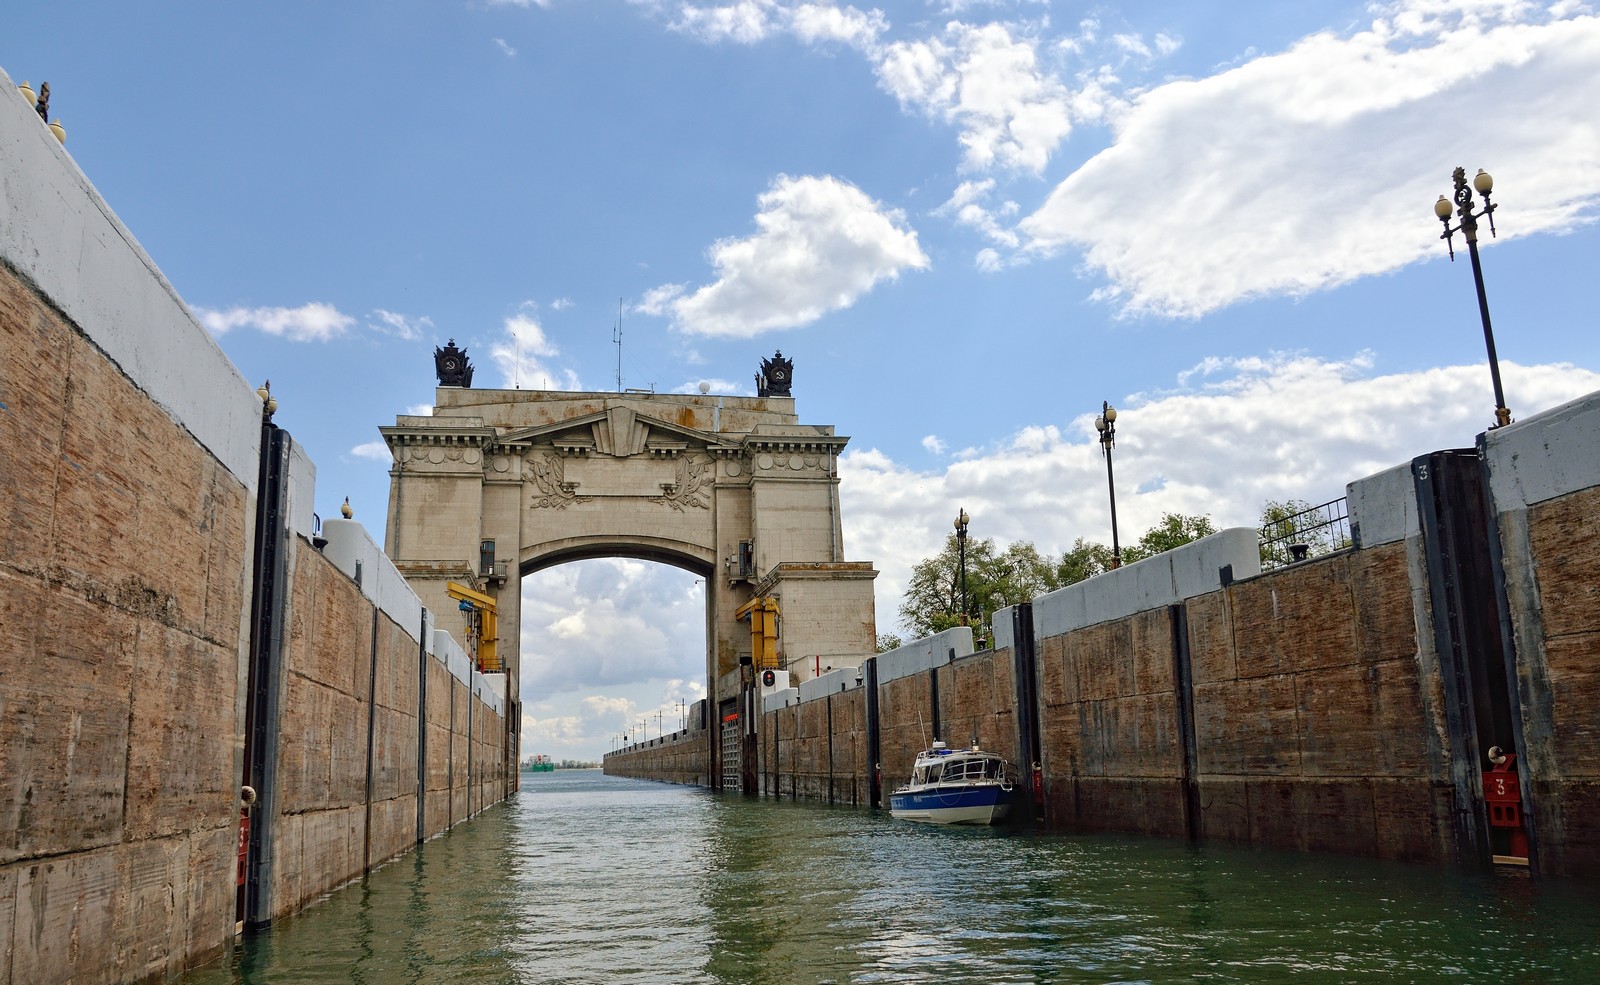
183, 770, 1600, 983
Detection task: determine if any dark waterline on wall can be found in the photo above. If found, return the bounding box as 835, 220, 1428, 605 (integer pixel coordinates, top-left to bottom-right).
181, 770, 1600, 984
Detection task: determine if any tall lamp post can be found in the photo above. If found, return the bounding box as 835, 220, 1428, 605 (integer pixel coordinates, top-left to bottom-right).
1435, 167, 1511, 428
954, 507, 971, 626
1094, 402, 1122, 569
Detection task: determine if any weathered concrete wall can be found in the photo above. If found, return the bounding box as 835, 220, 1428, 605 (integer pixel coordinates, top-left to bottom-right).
0, 253, 251, 983
1035, 541, 1449, 858
1484, 393, 1600, 877
605, 726, 712, 786
0, 63, 510, 984
731, 422, 1600, 877
277, 519, 507, 924
1, 66, 256, 980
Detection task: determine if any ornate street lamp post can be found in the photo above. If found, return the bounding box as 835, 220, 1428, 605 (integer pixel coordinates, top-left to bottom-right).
954, 507, 971, 626
1435, 167, 1511, 428
1094, 402, 1122, 570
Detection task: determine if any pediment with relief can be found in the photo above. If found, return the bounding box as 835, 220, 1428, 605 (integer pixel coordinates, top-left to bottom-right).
498, 405, 736, 460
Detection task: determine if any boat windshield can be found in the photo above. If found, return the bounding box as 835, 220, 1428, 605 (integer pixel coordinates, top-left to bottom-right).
938, 757, 1004, 782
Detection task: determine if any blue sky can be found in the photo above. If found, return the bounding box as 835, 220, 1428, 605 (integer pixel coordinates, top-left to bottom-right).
7, 0, 1598, 761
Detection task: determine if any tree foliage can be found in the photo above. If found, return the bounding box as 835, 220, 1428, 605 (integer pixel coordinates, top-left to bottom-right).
1258, 498, 1351, 567
1122, 512, 1218, 564
898, 513, 1221, 638
897, 535, 1059, 640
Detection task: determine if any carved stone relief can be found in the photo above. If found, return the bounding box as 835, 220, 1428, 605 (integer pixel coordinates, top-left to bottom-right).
650, 454, 713, 512
525, 452, 589, 509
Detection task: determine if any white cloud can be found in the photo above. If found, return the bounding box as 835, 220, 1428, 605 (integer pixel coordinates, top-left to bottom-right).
1021, 3, 1600, 317
876, 20, 1074, 173
370, 309, 432, 340
672, 377, 748, 395
935, 178, 1020, 248
634, 283, 686, 317
671, 1, 886, 49
493, 37, 517, 56
659, 174, 928, 337
350, 440, 391, 461
518, 559, 706, 695
195, 302, 354, 342
840, 353, 1600, 635
489, 311, 581, 389
550, 297, 575, 310
921, 434, 947, 454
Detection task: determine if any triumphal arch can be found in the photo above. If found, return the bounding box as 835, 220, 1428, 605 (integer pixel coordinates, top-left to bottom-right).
380, 344, 878, 765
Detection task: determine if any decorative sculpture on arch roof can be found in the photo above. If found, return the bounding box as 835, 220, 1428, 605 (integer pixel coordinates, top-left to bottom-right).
756, 350, 792, 398
434, 339, 474, 387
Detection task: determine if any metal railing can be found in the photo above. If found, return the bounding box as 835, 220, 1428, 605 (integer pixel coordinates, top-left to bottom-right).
1258, 497, 1352, 570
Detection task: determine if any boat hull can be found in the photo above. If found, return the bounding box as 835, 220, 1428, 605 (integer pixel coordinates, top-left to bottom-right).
889, 784, 1011, 825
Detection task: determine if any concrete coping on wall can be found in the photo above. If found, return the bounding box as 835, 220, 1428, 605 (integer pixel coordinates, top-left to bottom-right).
873, 627, 974, 685
1004, 527, 1261, 643
797, 665, 866, 703
320, 516, 427, 648
432, 629, 473, 686
762, 687, 802, 714
284, 436, 319, 542
1483, 386, 1600, 511
1346, 461, 1418, 549
0, 67, 263, 491
477, 672, 506, 716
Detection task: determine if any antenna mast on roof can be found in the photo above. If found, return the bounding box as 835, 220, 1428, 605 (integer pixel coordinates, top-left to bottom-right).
613, 298, 623, 392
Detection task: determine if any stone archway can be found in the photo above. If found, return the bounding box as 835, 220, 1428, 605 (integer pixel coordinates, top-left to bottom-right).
379, 352, 878, 784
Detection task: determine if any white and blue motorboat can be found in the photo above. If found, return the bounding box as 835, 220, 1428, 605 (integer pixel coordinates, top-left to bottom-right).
889, 741, 1015, 825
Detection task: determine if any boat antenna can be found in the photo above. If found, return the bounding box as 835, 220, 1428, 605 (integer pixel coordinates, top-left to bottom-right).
918, 710, 930, 749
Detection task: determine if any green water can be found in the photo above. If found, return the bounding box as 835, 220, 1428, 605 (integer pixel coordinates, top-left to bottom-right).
182, 770, 1600, 983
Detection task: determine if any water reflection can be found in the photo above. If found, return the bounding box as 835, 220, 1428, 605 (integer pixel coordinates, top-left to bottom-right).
183, 772, 1600, 984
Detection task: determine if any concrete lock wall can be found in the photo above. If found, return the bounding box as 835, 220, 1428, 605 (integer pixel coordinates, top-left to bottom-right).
608, 395, 1600, 877
0, 66, 509, 984
1482, 393, 1600, 877
604, 700, 713, 786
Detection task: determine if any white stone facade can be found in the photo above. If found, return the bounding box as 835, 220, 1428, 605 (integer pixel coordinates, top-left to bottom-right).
381, 386, 879, 728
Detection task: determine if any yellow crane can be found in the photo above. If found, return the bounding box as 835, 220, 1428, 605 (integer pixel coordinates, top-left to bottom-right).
446, 581, 500, 672
734, 596, 780, 670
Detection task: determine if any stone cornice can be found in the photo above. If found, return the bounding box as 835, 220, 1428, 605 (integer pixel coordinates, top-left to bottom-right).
755, 561, 877, 595
742, 434, 850, 455
379, 425, 498, 449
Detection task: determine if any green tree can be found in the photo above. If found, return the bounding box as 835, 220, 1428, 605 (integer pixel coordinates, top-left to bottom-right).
875, 632, 903, 653
1122, 512, 1217, 564
897, 535, 1058, 640
1259, 499, 1351, 568
899, 514, 1219, 639
1056, 537, 1115, 587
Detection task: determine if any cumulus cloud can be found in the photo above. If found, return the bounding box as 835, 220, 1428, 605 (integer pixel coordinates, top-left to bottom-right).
489, 310, 581, 389
370, 309, 433, 340
671, 1, 886, 49
921, 434, 947, 454
349, 440, 391, 462
658, 174, 928, 336
195, 302, 354, 342
935, 178, 1020, 248
876, 20, 1074, 173
1020, 1, 1600, 317
493, 37, 517, 56
840, 353, 1600, 635
519, 559, 706, 695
